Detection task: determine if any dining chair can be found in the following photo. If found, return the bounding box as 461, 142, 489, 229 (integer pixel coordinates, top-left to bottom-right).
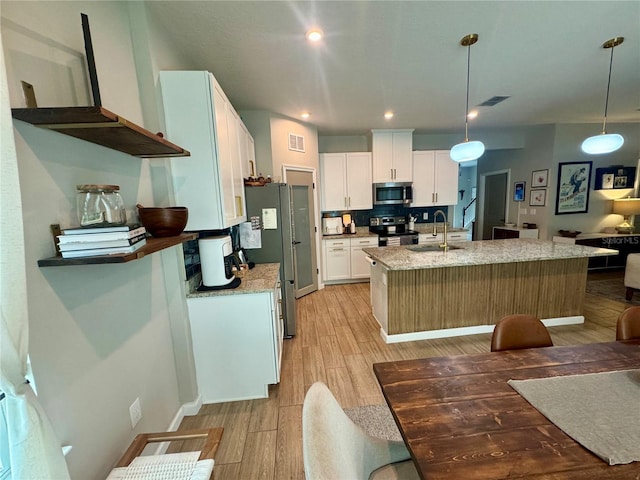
616, 306, 640, 340
302, 382, 420, 480
491, 314, 553, 352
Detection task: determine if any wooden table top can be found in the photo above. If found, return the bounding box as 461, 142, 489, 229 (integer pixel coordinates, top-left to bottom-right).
373, 340, 640, 480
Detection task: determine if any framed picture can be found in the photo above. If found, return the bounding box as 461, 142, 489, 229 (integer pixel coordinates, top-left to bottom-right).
530, 189, 546, 207
514, 181, 525, 202
555, 161, 592, 215
594, 166, 636, 190
531, 169, 549, 188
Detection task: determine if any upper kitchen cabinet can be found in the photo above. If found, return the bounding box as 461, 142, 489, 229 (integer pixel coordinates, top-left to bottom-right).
371, 129, 414, 182
160, 71, 248, 230
239, 121, 256, 180
412, 150, 459, 207
320, 152, 372, 211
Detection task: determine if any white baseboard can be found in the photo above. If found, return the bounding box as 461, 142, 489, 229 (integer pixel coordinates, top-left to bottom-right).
150, 394, 203, 455
380, 316, 585, 344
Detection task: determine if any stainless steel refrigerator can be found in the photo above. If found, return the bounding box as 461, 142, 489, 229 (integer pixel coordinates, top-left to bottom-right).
244, 183, 296, 337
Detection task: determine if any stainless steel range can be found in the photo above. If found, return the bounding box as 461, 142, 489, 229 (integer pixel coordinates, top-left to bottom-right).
369, 216, 419, 246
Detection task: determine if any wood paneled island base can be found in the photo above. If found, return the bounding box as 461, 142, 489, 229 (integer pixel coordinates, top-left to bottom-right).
364, 240, 616, 343
390, 257, 586, 334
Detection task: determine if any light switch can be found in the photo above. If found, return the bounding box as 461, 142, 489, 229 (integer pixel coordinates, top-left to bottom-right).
530, 209, 537, 215
521, 208, 528, 215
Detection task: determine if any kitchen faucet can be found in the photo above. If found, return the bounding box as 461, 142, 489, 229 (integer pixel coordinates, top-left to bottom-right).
433, 209, 448, 250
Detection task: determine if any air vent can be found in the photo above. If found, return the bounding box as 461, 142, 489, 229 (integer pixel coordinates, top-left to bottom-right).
288, 133, 305, 153
477, 96, 511, 107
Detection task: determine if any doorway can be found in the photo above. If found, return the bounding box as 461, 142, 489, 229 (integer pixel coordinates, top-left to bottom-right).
283, 168, 319, 298
479, 170, 510, 240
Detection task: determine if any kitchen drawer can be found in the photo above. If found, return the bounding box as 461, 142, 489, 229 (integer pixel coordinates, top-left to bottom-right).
350, 236, 378, 247
419, 233, 443, 244
324, 238, 351, 248
446, 232, 468, 242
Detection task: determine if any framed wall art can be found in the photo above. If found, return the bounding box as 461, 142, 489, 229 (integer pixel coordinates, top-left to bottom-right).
531, 169, 549, 188
530, 189, 546, 207
514, 181, 525, 202
555, 161, 592, 215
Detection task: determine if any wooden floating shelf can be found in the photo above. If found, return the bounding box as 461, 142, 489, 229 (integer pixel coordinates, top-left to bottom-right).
12, 106, 190, 158
38, 233, 198, 267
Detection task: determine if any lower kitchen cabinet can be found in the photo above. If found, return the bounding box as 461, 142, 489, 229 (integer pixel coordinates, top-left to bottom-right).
323, 236, 378, 283
186, 269, 283, 403
492, 227, 539, 239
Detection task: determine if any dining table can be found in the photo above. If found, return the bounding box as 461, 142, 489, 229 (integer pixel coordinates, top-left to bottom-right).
373, 340, 640, 479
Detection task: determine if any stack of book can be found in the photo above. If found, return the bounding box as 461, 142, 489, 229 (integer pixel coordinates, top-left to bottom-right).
57, 224, 147, 258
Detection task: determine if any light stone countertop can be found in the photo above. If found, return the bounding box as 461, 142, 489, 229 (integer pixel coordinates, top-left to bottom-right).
322, 225, 468, 240
187, 263, 280, 297
362, 239, 617, 271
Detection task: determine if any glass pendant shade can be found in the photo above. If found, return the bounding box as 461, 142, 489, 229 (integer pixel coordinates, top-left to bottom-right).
450, 140, 485, 162
450, 34, 484, 164
581, 133, 624, 155
582, 37, 625, 156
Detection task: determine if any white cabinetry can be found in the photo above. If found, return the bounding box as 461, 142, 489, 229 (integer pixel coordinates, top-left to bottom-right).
371, 130, 414, 182
239, 121, 256, 180
412, 150, 459, 207
186, 273, 283, 403
350, 237, 379, 279
418, 232, 444, 245
323, 238, 351, 282
447, 231, 469, 242
320, 152, 372, 211
160, 71, 249, 230
323, 236, 378, 282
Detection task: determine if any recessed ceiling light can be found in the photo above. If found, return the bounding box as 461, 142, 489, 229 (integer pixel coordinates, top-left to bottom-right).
301, 112, 311, 119
305, 28, 323, 42
467, 110, 478, 120
384, 111, 394, 120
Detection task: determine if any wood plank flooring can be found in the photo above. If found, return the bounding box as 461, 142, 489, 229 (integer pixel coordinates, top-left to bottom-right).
170, 271, 627, 479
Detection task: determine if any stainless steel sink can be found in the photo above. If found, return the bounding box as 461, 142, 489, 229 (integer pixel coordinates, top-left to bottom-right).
406, 245, 463, 253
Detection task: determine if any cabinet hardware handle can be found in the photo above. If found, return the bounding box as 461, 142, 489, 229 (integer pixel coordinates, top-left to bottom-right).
345, 197, 347, 207
333, 248, 345, 251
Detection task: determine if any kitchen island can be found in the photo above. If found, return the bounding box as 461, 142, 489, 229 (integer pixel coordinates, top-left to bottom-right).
363, 239, 617, 343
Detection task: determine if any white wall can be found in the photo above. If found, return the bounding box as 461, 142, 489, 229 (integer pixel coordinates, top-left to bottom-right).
1, 2, 196, 479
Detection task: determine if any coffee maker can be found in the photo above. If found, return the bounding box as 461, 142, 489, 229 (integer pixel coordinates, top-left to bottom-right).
199, 235, 238, 288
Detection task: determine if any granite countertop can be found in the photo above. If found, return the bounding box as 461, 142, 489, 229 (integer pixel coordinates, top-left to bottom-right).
322, 227, 377, 239
411, 223, 468, 234
362, 239, 617, 271
322, 225, 468, 239
187, 263, 280, 298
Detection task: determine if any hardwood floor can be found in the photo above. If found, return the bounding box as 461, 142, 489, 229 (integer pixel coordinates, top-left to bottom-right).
170, 272, 627, 479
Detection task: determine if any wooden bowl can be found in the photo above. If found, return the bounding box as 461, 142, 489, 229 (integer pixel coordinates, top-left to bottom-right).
136, 205, 188, 237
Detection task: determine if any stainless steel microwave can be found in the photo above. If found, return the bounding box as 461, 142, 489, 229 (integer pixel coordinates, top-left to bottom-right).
372, 182, 413, 206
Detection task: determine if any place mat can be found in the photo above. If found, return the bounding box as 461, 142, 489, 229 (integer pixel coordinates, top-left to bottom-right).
509, 369, 640, 465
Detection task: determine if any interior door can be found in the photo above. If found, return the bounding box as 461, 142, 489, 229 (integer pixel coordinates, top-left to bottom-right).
482, 172, 508, 239
482, 172, 508, 240
286, 170, 319, 298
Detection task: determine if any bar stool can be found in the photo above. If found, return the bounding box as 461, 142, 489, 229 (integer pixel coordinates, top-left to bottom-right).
624, 253, 640, 300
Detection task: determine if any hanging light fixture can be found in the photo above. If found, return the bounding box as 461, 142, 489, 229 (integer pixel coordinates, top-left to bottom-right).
581, 37, 625, 155
450, 33, 485, 163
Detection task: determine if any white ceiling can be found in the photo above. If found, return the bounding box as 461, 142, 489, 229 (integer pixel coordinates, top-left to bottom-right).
146, 1, 640, 136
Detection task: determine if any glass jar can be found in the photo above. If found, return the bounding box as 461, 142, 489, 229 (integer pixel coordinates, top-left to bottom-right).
76, 184, 127, 226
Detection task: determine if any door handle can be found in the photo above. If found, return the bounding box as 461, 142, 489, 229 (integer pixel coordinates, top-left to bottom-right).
292, 240, 301, 245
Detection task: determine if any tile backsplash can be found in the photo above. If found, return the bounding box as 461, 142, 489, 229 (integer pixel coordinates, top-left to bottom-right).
322, 205, 448, 227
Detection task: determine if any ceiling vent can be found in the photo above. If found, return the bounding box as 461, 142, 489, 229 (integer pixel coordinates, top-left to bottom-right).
477, 96, 511, 107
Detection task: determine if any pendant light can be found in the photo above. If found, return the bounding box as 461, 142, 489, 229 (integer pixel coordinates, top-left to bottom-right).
450, 33, 485, 163
581, 37, 625, 155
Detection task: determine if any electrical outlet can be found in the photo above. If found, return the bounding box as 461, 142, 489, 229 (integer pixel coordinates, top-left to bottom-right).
423, 212, 428, 220
129, 397, 142, 428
